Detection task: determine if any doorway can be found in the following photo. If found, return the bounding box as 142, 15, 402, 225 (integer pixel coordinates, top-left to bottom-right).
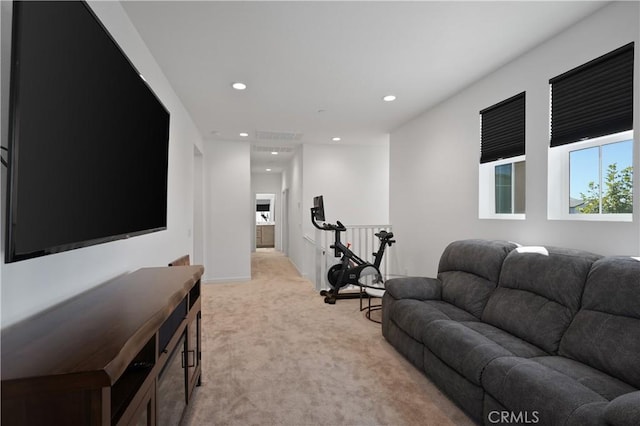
256, 193, 275, 249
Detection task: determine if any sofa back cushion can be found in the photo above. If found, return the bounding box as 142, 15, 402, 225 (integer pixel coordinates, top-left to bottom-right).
437, 239, 517, 318
559, 256, 640, 388
482, 246, 601, 354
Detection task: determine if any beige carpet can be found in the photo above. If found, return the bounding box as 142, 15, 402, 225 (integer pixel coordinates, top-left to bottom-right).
182, 249, 474, 426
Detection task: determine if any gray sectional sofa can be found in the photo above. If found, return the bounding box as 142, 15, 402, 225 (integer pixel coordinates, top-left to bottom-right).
382, 239, 640, 425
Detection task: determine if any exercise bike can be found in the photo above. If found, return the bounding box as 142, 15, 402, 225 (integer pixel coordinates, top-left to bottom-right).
311, 196, 396, 304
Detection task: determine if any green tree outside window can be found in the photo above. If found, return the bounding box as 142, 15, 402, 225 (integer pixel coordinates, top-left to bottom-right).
579, 163, 633, 214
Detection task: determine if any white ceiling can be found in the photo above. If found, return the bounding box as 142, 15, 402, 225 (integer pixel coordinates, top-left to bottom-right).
121, 1, 607, 173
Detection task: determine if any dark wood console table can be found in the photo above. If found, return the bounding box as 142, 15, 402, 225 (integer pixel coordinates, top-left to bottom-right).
1, 265, 204, 426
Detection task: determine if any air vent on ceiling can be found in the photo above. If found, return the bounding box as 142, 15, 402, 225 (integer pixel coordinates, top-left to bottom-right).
255, 130, 303, 141
252, 146, 295, 153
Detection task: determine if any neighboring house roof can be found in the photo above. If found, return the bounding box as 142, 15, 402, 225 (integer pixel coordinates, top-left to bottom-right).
570, 197, 585, 209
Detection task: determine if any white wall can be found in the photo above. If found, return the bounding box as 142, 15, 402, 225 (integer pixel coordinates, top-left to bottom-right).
193, 146, 205, 265
302, 143, 390, 238
390, 1, 640, 277
203, 140, 251, 283
282, 148, 305, 274
0, 1, 204, 327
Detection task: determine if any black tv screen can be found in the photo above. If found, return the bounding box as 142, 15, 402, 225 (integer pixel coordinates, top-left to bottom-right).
5, 1, 170, 263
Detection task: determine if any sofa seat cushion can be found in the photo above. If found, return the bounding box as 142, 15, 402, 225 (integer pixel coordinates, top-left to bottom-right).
422, 320, 546, 386
388, 299, 477, 341
605, 391, 640, 426
532, 356, 636, 400
462, 322, 548, 359
483, 357, 611, 425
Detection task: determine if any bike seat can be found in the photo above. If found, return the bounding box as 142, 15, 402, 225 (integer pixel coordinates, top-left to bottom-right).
375, 231, 394, 240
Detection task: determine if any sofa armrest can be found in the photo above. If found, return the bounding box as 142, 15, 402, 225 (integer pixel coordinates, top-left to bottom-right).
385, 276, 441, 300
605, 391, 640, 426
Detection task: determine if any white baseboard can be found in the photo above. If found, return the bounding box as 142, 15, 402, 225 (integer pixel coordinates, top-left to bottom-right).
287, 258, 307, 279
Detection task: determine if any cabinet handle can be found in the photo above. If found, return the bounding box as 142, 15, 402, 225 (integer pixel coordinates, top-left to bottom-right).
181, 350, 196, 368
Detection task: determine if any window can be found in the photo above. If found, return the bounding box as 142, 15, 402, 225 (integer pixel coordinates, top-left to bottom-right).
550, 131, 633, 220
256, 212, 272, 223
548, 43, 634, 221
495, 161, 526, 214
256, 199, 272, 223
479, 92, 526, 219
569, 137, 633, 215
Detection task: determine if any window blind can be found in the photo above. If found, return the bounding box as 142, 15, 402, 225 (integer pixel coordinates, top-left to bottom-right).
480, 92, 526, 164
549, 42, 634, 147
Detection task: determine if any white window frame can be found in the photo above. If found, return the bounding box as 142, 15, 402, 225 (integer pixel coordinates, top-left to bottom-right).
479, 155, 526, 220
548, 130, 633, 222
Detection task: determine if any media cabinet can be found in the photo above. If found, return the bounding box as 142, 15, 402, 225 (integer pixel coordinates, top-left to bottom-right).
1, 265, 204, 426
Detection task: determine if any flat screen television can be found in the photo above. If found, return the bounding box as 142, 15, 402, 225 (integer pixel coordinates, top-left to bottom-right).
5, 1, 170, 263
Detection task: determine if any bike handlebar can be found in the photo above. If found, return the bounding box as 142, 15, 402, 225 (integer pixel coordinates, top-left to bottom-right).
310, 208, 346, 232
322, 221, 346, 232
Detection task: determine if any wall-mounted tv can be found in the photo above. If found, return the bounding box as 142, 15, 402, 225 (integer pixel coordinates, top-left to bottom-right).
5, 1, 170, 263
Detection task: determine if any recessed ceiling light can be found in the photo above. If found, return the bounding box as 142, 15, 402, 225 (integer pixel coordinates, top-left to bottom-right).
271, 151, 278, 155
239, 132, 249, 137
232, 82, 247, 90
332, 137, 341, 142
266, 168, 272, 172
383, 95, 397, 102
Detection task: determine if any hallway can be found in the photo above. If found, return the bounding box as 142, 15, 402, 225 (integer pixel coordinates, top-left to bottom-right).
182, 250, 473, 426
